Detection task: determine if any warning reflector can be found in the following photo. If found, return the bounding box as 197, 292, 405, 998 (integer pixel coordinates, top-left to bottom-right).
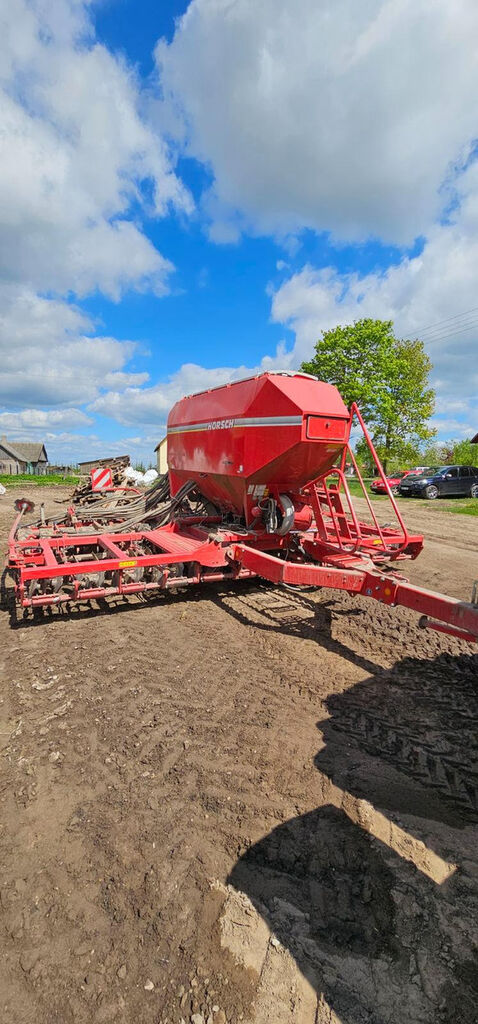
90, 466, 114, 492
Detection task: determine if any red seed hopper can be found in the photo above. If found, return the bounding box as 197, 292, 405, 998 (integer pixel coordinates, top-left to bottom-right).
6, 372, 478, 642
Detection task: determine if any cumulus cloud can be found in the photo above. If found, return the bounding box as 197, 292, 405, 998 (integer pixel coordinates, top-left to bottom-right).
90, 362, 259, 425
0, 283, 147, 408
103, 371, 150, 390
0, 407, 92, 434
269, 161, 478, 432
0, 0, 194, 440
0, 0, 191, 298
3, 0, 476, 457
271, 164, 478, 397
158, 0, 478, 244
428, 417, 477, 440
90, 345, 297, 426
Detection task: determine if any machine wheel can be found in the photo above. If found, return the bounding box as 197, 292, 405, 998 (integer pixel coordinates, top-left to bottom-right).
391, 485, 400, 496
276, 494, 295, 535
470, 483, 478, 498
424, 485, 439, 499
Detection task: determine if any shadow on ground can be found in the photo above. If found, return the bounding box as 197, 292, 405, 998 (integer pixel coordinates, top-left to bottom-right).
1, 574, 268, 630
228, 648, 478, 1024
212, 582, 384, 675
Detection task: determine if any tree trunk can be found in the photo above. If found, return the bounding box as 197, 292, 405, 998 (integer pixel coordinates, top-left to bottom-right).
383, 422, 392, 474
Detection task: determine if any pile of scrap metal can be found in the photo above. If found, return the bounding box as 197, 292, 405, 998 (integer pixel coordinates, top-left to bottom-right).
72, 455, 132, 504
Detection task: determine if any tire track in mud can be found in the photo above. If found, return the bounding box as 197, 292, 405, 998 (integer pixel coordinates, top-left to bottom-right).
1, 488, 478, 1024
0, 587, 313, 1022
329, 703, 478, 821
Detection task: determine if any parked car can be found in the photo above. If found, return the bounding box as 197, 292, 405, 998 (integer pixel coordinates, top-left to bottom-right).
398, 465, 478, 499
370, 467, 435, 496
371, 471, 408, 495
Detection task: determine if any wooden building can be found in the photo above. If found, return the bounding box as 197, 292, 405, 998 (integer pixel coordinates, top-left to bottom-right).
154, 436, 168, 475
77, 455, 130, 474
0, 436, 48, 475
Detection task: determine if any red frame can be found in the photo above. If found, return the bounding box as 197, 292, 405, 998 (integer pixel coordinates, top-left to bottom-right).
6, 390, 478, 642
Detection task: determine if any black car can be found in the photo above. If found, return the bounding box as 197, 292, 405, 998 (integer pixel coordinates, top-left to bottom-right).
398, 465, 478, 499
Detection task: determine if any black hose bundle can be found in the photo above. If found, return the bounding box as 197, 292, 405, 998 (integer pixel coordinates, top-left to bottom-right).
16, 474, 203, 539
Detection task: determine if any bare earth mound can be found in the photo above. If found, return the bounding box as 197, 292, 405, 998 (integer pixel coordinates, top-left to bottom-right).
1, 487, 477, 1024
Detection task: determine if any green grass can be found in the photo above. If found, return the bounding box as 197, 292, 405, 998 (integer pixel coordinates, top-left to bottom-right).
343, 477, 478, 516
449, 500, 478, 516
346, 478, 381, 499
0, 473, 80, 487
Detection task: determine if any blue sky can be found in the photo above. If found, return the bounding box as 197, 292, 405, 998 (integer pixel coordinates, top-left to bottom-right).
1, 0, 477, 465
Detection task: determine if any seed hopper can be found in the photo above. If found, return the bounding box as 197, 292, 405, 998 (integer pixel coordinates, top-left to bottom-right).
6, 373, 478, 641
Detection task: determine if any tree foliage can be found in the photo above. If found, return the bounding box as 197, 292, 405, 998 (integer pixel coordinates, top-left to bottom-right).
423, 438, 477, 466
452, 439, 477, 465
300, 318, 436, 470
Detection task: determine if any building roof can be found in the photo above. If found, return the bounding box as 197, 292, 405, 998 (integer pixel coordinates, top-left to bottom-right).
12, 442, 47, 462
472, 432, 478, 444
0, 436, 26, 461
154, 437, 167, 451
0, 436, 47, 462
78, 455, 129, 467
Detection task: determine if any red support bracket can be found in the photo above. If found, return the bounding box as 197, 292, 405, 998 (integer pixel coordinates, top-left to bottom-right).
230, 544, 366, 592
230, 545, 478, 643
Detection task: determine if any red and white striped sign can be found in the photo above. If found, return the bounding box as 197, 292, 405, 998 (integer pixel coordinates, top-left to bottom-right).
90, 466, 114, 491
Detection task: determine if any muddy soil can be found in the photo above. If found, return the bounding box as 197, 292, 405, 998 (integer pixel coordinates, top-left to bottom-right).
1, 487, 477, 1024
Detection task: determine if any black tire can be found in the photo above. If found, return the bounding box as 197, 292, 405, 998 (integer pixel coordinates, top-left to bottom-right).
424, 485, 439, 499
391, 485, 400, 496
470, 483, 478, 498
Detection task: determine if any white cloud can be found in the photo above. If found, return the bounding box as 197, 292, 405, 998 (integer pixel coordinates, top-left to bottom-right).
103, 371, 150, 390
434, 398, 475, 416
0, 0, 194, 443
428, 417, 476, 439
0, 407, 92, 434
0, 283, 148, 408
90, 362, 252, 425
274, 167, 478, 353
3, 0, 477, 460
0, 0, 191, 298
158, 0, 478, 244
0, 428, 161, 468
269, 163, 478, 432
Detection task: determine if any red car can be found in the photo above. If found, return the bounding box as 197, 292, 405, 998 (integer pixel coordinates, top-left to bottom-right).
370, 467, 431, 496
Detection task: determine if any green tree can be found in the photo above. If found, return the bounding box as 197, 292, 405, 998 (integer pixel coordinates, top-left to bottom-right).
421, 441, 449, 465
422, 438, 477, 466
451, 439, 476, 465
300, 318, 436, 472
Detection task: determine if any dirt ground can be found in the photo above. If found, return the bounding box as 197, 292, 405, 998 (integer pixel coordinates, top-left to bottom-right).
1, 487, 477, 1024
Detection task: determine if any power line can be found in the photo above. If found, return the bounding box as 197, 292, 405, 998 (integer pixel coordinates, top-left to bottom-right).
415, 318, 478, 343
418, 321, 478, 346
414, 304, 478, 335
417, 314, 478, 339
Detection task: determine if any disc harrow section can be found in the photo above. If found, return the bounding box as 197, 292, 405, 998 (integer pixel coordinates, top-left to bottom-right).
8, 518, 245, 608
